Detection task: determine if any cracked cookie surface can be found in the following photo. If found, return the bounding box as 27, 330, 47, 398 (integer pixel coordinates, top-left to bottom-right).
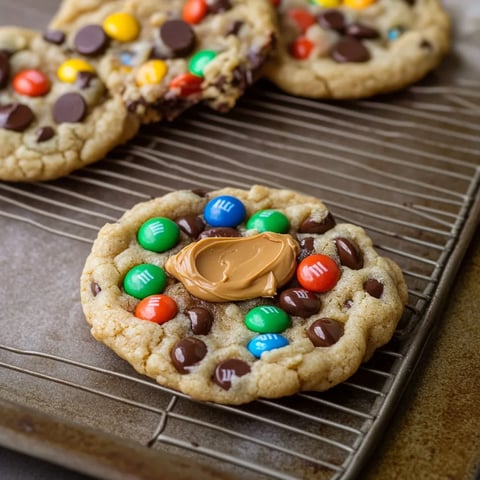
265, 0, 450, 99
0, 27, 138, 182
81, 185, 408, 404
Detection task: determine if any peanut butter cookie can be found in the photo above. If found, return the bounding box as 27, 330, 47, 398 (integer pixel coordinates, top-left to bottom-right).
81, 186, 408, 404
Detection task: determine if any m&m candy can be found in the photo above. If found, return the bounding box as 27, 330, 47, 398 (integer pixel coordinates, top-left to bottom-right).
246, 210, 289, 234
169, 73, 203, 97
297, 254, 340, 293
136, 60, 168, 86
291, 37, 314, 60
203, 195, 246, 228
310, 0, 341, 7
103, 12, 140, 42
188, 50, 217, 77
343, 0, 377, 8
245, 306, 291, 333
182, 0, 208, 24
57, 59, 95, 84
123, 264, 167, 299
13, 69, 50, 97
247, 334, 289, 358
135, 294, 178, 324
288, 9, 316, 33
137, 217, 179, 253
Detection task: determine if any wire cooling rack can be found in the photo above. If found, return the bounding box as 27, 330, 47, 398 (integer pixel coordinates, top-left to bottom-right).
0, 80, 479, 480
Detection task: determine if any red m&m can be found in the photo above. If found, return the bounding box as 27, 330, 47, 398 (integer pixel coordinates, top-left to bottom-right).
297, 254, 340, 292
291, 37, 314, 60
135, 294, 178, 324
13, 69, 50, 97
182, 0, 208, 24
169, 73, 203, 97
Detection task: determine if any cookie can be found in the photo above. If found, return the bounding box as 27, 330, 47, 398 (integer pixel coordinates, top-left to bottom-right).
0, 27, 139, 182
265, 0, 450, 99
81, 185, 408, 405
48, 0, 277, 123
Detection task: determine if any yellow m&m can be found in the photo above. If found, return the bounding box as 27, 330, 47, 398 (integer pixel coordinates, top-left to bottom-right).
57, 58, 95, 83
136, 60, 168, 86
103, 12, 140, 42
310, 0, 342, 7
343, 0, 377, 8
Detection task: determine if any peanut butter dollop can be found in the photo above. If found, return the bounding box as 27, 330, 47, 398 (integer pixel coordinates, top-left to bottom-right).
165, 232, 300, 302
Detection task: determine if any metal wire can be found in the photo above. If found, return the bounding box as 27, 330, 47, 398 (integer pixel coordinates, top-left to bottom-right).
0, 80, 479, 480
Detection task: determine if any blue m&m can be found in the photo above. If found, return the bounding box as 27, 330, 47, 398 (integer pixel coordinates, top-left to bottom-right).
203, 195, 246, 228
247, 334, 289, 358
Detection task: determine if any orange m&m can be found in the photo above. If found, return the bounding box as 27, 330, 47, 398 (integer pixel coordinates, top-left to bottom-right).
135, 294, 178, 324
182, 0, 208, 24
291, 37, 314, 60
288, 9, 316, 33
13, 69, 50, 97
169, 72, 203, 96
297, 254, 340, 293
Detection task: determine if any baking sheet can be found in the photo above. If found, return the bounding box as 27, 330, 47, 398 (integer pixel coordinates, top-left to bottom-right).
0, 1, 479, 479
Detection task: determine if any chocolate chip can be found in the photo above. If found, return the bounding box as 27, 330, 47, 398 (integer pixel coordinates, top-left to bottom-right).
335, 237, 363, 270
43, 29, 66, 45
74, 25, 109, 56
53, 92, 87, 124
420, 39, 432, 50
299, 212, 336, 234
176, 215, 205, 238
198, 227, 241, 239
298, 236, 315, 262
75, 71, 97, 89
0, 51, 10, 88
331, 37, 370, 63
192, 188, 209, 197
346, 23, 379, 40
208, 0, 231, 13
227, 20, 244, 36
214, 359, 250, 390
160, 20, 196, 57
0, 104, 34, 131
405, 0, 416, 5
317, 10, 346, 33
363, 279, 384, 298
171, 338, 208, 374
307, 318, 344, 347
35, 126, 55, 143
187, 307, 213, 335
90, 281, 101, 296
279, 288, 321, 318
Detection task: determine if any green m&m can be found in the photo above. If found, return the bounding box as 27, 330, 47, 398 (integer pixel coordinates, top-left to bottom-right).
124, 264, 167, 299
245, 305, 291, 333
246, 210, 290, 233
137, 217, 179, 253
188, 50, 217, 77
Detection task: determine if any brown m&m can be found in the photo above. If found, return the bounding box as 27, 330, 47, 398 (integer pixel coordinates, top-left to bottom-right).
307, 318, 344, 347
279, 288, 321, 318
171, 337, 208, 373
214, 359, 251, 390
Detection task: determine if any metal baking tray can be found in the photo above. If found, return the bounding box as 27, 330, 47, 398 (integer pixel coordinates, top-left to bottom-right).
0, 1, 479, 479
